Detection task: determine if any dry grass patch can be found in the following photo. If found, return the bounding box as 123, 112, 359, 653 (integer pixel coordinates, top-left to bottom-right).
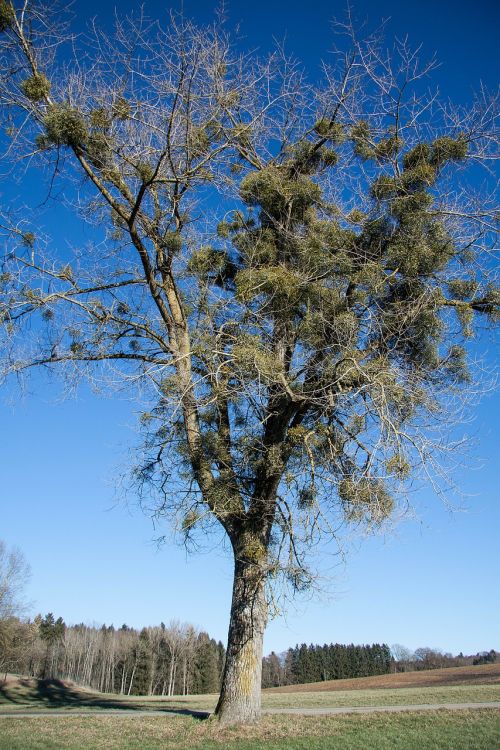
0, 710, 499, 749
261, 683, 500, 708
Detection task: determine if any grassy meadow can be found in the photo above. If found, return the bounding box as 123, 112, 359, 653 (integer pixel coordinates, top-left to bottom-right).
1, 675, 499, 713
1, 668, 499, 749
0, 710, 499, 750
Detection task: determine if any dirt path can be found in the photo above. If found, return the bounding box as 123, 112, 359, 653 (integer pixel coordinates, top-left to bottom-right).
0, 702, 499, 718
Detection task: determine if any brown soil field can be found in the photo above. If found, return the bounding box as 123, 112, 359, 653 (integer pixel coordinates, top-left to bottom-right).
264, 663, 500, 693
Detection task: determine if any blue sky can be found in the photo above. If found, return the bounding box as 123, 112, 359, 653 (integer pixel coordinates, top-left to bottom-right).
1, 0, 499, 658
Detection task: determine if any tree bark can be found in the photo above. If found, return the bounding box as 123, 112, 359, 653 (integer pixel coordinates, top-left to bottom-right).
214, 554, 267, 725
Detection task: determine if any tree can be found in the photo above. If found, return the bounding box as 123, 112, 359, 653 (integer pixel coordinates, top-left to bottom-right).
0, 2, 498, 725
391, 644, 414, 661
0, 540, 30, 621
192, 632, 221, 694
39, 612, 66, 678
473, 649, 497, 665
262, 651, 283, 688
0, 617, 38, 679
0, 540, 31, 678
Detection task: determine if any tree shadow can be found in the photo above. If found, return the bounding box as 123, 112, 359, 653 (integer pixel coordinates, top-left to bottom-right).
0, 678, 210, 719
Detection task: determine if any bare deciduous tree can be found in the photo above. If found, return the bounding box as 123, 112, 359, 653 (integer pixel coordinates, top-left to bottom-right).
0, 2, 498, 724
0, 540, 31, 678
0, 540, 30, 621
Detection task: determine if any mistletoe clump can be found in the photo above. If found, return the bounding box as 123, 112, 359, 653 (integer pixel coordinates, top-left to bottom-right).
111, 96, 131, 120
43, 105, 88, 148
21, 73, 50, 102
0, 0, 14, 33
240, 166, 321, 220
339, 476, 395, 524
313, 118, 345, 143
90, 107, 112, 129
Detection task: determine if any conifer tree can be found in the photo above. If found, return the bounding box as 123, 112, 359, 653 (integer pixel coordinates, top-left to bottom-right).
0, 1, 498, 724
132, 628, 152, 696
192, 632, 220, 694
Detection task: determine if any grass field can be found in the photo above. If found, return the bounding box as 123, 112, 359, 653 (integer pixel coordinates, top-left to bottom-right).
0, 710, 499, 750
1, 680, 499, 713
1, 664, 499, 713
1, 668, 499, 749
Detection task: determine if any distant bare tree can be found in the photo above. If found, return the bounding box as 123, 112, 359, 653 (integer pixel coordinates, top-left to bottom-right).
0, 540, 31, 679
0, 617, 37, 679
0, 541, 30, 621
391, 643, 414, 672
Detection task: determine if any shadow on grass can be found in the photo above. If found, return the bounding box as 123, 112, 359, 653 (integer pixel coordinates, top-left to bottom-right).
0, 679, 209, 719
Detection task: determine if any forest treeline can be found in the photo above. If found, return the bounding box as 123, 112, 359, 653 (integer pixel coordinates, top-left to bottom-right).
0, 614, 225, 695
262, 642, 392, 687
262, 643, 498, 687
2, 616, 393, 691
1, 613, 497, 693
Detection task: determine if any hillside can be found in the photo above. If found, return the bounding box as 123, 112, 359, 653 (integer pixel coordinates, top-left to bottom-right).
264, 663, 500, 693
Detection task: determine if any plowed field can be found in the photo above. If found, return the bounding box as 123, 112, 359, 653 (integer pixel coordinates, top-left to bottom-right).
264, 663, 500, 693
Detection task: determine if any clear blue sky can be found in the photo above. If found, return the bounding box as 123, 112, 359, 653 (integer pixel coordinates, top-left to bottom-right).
1, 0, 499, 658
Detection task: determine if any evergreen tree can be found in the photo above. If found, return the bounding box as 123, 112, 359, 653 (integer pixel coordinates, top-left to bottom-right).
279, 641, 393, 684
131, 629, 152, 695
38, 613, 65, 679
192, 633, 220, 694
283, 648, 296, 685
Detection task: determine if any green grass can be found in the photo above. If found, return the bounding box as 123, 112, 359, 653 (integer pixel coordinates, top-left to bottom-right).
1, 681, 499, 713
152, 683, 500, 710
0, 710, 498, 749
261, 684, 500, 708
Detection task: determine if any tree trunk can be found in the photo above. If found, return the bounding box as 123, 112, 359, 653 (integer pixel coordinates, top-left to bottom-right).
127, 663, 136, 695
168, 656, 175, 696
214, 555, 267, 725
